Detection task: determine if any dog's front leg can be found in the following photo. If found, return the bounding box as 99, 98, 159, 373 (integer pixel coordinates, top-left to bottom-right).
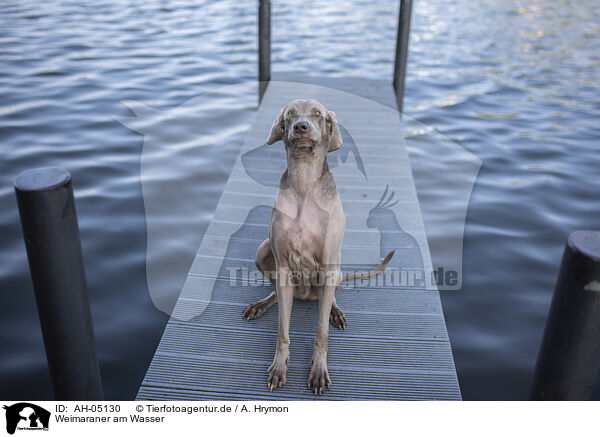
268, 267, 293, 391
308, 279, 336, 394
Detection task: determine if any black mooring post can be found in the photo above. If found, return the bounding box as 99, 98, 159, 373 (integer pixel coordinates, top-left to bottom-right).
531, 230, 600, 400
393, 0, 413, 114
258, 0, 271, 103
14, 168, 103, 401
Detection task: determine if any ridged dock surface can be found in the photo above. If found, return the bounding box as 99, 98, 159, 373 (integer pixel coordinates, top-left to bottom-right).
137, 76, 461, 400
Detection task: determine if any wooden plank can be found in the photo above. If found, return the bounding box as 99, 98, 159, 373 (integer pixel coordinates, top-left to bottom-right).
137, 77, 461, 400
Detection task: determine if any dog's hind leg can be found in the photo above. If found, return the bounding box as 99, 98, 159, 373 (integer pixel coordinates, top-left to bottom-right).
255, 238, 276, 287
329, 297, 347, 330
243, 291, 277, 320
243, 239, 278, 320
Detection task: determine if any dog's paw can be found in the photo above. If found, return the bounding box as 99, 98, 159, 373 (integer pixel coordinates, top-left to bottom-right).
267, 358, 289, 392
243, 300, 269, 320
329, 305, 347, 330
308, 362, 331, 395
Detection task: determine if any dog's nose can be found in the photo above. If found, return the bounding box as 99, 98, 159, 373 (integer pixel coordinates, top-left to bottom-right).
293, 121, 310, 133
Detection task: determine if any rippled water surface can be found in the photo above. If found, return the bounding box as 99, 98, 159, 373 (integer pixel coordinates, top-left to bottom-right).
1, 0, 599, 400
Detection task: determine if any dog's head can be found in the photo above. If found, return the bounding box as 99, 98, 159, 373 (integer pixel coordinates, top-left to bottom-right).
266, 99, 342, 152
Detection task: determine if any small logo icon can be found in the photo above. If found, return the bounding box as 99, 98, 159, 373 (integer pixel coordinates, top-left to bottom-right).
3, 403, 50, 435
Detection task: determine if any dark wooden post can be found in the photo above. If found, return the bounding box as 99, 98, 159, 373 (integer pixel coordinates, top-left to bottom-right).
14, 168, 104, 401
531, 230, 600, 400
393, 0, 413, 114
258, 0, 271, 102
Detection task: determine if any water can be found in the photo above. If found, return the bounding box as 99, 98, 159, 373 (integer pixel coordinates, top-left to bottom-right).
1, 0, 598, 400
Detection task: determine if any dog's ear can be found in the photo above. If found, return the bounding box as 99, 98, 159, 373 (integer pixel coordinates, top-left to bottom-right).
267, 106, 286, 145
327, 111, 342, 152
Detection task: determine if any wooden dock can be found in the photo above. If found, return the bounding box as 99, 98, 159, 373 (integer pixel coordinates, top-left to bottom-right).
136, 76, 461, 400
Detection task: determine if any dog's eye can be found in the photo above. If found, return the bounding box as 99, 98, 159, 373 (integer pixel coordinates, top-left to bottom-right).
287, 110, 295, 117
314, 111, 321, 117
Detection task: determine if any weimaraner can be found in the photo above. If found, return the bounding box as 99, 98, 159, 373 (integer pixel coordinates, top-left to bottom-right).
243, 99, 394, 394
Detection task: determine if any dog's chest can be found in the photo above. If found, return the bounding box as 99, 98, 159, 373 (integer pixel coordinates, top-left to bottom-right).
271, 201, 328, 272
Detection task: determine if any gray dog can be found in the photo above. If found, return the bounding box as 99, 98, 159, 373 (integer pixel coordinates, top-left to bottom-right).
243, 99, 394, 394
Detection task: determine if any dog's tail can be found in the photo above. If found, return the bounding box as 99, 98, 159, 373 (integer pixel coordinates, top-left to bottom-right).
341, 250, 395, 282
